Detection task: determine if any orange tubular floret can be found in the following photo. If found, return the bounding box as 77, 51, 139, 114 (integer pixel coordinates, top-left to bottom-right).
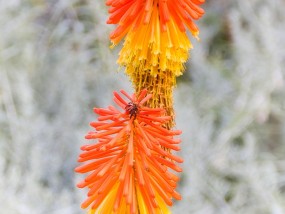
122, 166, 131, 196
142, 170, 157, 200
98, 176, 118, 195
152, 144, 183, 163
172, 190, 182, 200
95, 120, 127, 131
78, 150, 120, 162
157, 139, 181, 151
97, 157, 119, 177
114, 91, 128, 105
139, 94, 153, 105
149, 174, 173, 206
192, 0, 205, 4
120, 89, 133, 101
147, 155, 167, 173
185, 0, 205, 15
138, 185, 156, 213
135, 156, 145, 185
143, 123, 175, 136
94, 108, 116, 115
149, 162, 176, 189
108, 3, 132, 23
127, 172, 133, 204
135, 121, 153, 148
75, 157, 113, 173
155, 156, 183, 172
113, 181, 124, 211
81, 195, 97, 209
84, 168, 105, 184
96, 115, 116, 121
85, 128, 121, 139
87, 174, 110, 196
137, 88, 148, 102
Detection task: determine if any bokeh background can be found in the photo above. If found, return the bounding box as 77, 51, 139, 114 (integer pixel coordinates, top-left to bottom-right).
1, 0, 285, 213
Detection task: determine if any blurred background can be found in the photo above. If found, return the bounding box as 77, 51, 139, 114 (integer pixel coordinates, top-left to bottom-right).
1, 0, 285, 213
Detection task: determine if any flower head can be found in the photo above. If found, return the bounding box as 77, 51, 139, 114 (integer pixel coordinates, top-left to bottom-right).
75, 89, 183, 213
106, 0, 205, 76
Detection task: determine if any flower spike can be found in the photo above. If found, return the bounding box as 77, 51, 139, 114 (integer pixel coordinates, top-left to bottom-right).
75, 89, 183, 214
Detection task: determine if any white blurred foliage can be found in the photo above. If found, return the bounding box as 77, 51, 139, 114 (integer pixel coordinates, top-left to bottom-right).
0, 0, 285, 214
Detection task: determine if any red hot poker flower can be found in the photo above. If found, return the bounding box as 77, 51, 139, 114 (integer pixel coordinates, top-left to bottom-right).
106, 0, 206, 80
75, 89, 183, 214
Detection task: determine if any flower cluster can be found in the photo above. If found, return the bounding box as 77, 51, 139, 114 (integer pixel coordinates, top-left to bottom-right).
75, 89, 183, 213
107, 0, 205, 76
76, 1, 206, 212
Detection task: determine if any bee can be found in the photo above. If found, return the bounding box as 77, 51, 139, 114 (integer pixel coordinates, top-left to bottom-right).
125, 102, 139, 119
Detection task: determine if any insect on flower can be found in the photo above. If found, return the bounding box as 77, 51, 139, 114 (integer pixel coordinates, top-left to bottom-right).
125, 102, 139, 119
75, 89, 183, 214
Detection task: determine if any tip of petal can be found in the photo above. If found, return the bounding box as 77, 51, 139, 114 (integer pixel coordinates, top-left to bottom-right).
76, 181, 87, 188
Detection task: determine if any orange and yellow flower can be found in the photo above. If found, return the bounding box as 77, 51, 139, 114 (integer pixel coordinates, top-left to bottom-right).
75, 89, 183, 213
106, 0, 205, 76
